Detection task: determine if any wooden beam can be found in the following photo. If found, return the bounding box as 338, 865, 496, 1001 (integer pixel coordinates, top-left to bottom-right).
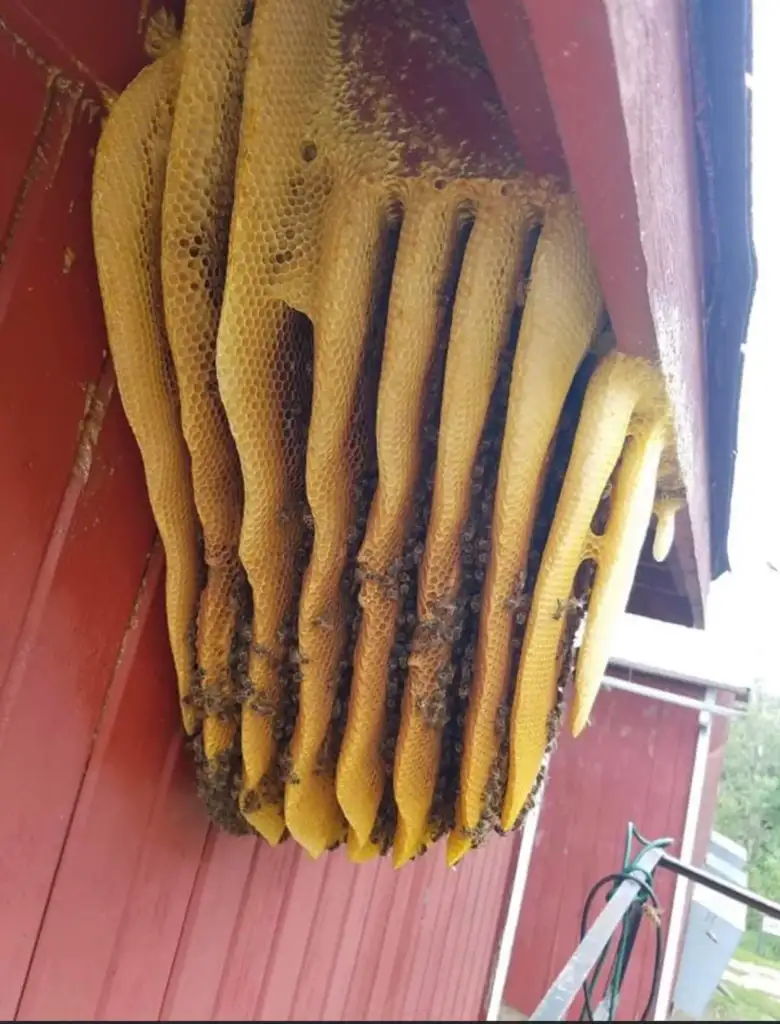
469, 0, 710, 626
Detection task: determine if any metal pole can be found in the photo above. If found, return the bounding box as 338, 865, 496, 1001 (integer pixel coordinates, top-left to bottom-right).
528, 846, 665, 1022
602, 675, 744, 719
652, 693, 713, 1021
607, 653, 751, 699
659, 854, 780, 921
485, 778, 547, 1021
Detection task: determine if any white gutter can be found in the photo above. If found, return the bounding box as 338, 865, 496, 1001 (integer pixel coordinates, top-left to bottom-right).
602, 675, 744, 718
652, 687, 715, 1021
484, 779, 547, 1021
608, 655, 749, 698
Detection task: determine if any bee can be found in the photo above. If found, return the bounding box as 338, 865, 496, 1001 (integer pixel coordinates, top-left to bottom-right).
236, 619, 253, 645
250, 692, 276, 717
388, 556, 404, 578
289, 645, 309, 666
416, 689, 448, 730
278, 750, 294, 782
242, 789, 261, 814
494, 702, 509, 740
436, 663, 455, 689
311, 613, 335, 632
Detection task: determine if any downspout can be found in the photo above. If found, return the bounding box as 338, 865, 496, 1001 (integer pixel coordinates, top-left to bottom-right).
484, 779, 547, 1021
652, 686, 715, 1021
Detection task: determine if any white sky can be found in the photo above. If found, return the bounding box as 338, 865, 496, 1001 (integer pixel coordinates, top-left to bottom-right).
619, 0, 779, 691
705, 0, 780, 690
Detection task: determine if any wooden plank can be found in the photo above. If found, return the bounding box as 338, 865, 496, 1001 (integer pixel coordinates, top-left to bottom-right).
210, 842, 299, 1021
0, 84, 111, 690
255, 853, 331, 1021
363, 855, 419, 1020
0, 23, 50, 243
319, 856, 381, 1021
380, 850, 440, 1021
16, 553, 172, 1020
342, 857, 399, 1020
161, 831, 256, 1022
0, 0, 185, 95
94, 739, 208, 1021
289, 852, 356, 1022
0, 390, 155, 1019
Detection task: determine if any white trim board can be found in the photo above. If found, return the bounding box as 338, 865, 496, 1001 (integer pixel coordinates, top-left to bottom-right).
609, 613, 749, 696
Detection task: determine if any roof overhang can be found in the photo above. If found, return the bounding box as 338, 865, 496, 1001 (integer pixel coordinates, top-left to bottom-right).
469, 0, 756, 627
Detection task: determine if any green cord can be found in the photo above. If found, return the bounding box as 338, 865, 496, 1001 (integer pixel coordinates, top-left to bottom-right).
580, 822, 672, 1021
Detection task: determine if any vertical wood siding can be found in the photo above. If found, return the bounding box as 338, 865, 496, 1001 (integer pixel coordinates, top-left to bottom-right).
503, 681, 701, 1020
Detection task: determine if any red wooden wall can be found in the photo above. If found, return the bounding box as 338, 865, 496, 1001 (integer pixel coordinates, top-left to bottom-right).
0, 1, 518, 1018
503, 681, 701, 1020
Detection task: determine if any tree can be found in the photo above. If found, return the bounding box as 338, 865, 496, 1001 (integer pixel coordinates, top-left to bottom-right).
716, 689, 780, 930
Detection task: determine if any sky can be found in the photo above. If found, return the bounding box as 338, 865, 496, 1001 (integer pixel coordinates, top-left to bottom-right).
705, 0, 780, 690
619, 0, 779, 692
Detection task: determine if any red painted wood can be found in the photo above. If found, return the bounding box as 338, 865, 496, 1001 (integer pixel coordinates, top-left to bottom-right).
320, 854, 381, 1020
384, 854, 438, 1020
503, 683, 700, 1020
92, 744, 206, 1022
0, 82, 111, 691
257, 853, 332, 1021
161, 831, 257, 1021
0, 0, 184, 94
0, 26, 49, 242
289, 852, 357, 1021
0, 387, 155, 1019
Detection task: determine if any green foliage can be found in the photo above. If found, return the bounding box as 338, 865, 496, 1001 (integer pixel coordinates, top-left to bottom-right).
708, 983, 780, 1022
716, 691, 780, 932
734, 936, 780, 970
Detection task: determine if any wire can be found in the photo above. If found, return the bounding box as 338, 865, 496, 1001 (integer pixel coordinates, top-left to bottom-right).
577, 823, 671, 1022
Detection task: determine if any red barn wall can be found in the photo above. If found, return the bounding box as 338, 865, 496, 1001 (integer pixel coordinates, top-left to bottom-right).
0, 1, 517, 1019
503, 680, 702, 1020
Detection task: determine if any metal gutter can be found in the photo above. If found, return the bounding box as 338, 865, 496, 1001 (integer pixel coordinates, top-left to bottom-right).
602, 675, 745, 718
608, 655, 750, 699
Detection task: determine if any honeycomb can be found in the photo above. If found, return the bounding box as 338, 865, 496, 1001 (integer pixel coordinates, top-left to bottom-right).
92, 38, 200, 736
93, 0, 681, 865
161, 0, 249, 767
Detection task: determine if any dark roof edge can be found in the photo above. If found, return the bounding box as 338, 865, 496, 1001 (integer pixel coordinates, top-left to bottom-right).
688, 0, 756, 579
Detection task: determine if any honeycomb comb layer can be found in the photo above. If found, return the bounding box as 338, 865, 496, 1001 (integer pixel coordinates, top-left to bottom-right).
92, 0, 681, 865
336, 183, 462, 850
162, 0, 250, 764
392, 189, 532, 866
502, 353, 667, 831
92, 45, 201, 735
451, 194, 600, 862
